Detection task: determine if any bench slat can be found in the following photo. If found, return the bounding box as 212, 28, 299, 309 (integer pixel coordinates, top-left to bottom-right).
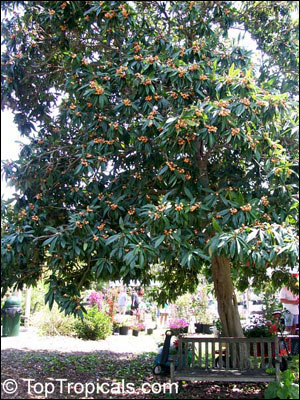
173, 336, 280, 385
246, 342, 252, 369
180, 336, 275, 343
185, 342, 188, 368
199, 341, 202, 368
212, 342, 216, 368
191, 342, 195, 367
253, 341, 258, 369
261, 341, 265, 368
179, 339, 182, 370
173, 368, 277, 383
226, 343, 230, 368
268, 342, 272, 364
232, 342, 237, 369
219, 341, 223, 369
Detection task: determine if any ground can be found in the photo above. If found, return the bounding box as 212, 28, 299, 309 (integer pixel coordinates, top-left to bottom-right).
0, 328, 279, 399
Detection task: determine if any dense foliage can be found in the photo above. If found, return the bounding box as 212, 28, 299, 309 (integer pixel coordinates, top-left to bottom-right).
31, 303, 76, 336
74, 306, 112, 340
1, 1, 299, 318
264, 369, 299, 399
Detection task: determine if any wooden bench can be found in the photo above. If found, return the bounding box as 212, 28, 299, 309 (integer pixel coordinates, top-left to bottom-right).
170, 335, 280, 388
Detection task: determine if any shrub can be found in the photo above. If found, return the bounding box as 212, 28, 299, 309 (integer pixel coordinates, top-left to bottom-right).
74, 307, 112, 340
31, 304, 76, 337
264, 369, 299, 399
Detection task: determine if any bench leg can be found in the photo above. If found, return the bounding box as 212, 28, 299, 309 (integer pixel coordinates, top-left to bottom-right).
169, 360, 179, 395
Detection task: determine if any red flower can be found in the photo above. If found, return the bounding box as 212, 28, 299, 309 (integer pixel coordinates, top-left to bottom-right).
269, 324, 278, 334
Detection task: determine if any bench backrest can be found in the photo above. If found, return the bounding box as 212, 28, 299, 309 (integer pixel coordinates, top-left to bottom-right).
177, 336, 279, 371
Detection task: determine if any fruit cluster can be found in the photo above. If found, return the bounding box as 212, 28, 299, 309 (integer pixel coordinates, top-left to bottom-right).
240, 204, 252, 212
218, 108, 230, 116
190, 203, 201, 212
214, 100, 229, 108
231, 127, 240, 136
175, 203, 184, 211
204, 124, 218, 133
200, 74, 208, 81
261, 196, 269, 206
240, 97, 251, 108
116, 66, 127, 78
137, 136, 148, 143
128, 207, 136, 216
123, 99, 131, 106
147, 110, 158, 120
175, 118, 187, 130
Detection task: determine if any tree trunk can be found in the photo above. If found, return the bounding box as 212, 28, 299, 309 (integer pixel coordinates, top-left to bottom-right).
211, 255, 244, 337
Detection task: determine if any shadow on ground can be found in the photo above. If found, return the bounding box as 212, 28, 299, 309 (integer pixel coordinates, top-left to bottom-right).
1, 348, 266, 399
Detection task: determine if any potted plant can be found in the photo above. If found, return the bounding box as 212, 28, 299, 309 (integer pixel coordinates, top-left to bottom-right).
112, 321, 121, 334
119, 325, 129, 335
243, 315, 281, 357
131, 323, 145, 337
112, 315, 123, 334
201, 315, 214, 334
119, 317, 132, 335
212, 319, 223, 337
147, 327, 154, 335
243, 314, 280, 338
194, 322, 213, 334
169, 318, 189, 336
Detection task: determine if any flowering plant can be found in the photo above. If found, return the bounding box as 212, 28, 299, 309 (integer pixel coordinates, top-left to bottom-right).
115, 316, 132, 327
131, 322, 145, 331
88, 291, 103, 310
112, 315, 124, 328
243, 315, 281, 338
169, 318, 189, 329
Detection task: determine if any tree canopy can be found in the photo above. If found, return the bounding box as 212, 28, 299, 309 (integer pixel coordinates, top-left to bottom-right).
1, 1, 299, 320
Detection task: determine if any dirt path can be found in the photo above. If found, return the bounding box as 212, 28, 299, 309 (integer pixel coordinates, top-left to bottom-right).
1, 329, 267, 399
1, 327, 161, 354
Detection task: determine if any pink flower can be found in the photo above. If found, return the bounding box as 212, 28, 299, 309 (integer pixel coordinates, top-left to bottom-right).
132, 323, 145, 331
88, 291, 103, 310
169, 318, 189, 329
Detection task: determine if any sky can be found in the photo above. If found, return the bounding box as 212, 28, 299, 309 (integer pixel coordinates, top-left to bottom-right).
1, 110, 27, 199
0, 29, 259, 200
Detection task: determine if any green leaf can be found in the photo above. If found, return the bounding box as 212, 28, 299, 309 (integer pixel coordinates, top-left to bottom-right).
49, 236, 58, 253
73, 246, 80, 256
42, 236, 55, 246
158, 165, 169, 176
208, 133, 215, 147
154, 235, 165, 248
247, 230, 258, 242
264, 382, 279, 399
212, 217, 222, 233
183, 186, 193, 200
235, 104, 245, 116
230, 240, 236, 258
106, 234, 121, 245
186, 119, 197, 126
83, 242, 88, 251
228, 63, 235, 77
139, 251, 145, 267
44, 226, 58, 233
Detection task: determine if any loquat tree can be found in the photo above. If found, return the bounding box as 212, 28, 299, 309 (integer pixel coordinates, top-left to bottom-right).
1, 1, 299, 336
